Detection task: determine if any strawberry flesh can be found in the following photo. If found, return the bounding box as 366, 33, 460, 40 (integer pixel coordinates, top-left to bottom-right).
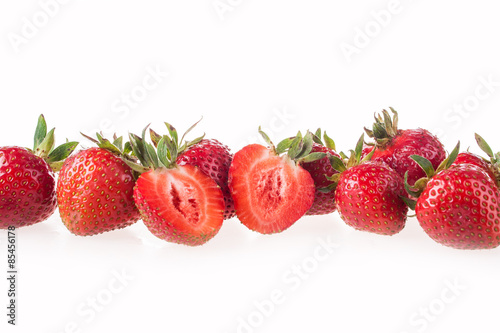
134, 164, 224, 246
229, 144, 315, 234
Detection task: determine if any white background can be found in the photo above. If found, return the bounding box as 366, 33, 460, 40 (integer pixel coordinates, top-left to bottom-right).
1, 1, 500, 332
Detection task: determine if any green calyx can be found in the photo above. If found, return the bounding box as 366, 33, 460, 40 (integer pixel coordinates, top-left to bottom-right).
475, 133, 500, 183
259, 127, 327, 164
364, 107, 399, 147
126, 119, 205, 174
318, 133, 375, 194
404, 141, 461, 203
32, 114, 79, 172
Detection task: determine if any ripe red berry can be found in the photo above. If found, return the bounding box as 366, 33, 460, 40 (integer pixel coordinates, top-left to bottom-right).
57, 147, 140, 236
415, 164, 500, 249
335, 161, 408, 235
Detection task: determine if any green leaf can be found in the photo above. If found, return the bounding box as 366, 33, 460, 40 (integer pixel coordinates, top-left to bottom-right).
328, 155, 347, 173
318, 183, 337, 193
354, 133, 364, 162
80, 132, 99, 145
33, 114, 47, 151
149, 129, 162, 148
299, 152, 327, 163
157, 136, 171, 168
166, 136, 178, 163
180, 117, 203, 146
404, 172, 422, 198
400, 196, 417, 211
276, 137, 294, 155
123, 142, 133, 155
258, 126, 274, 147
372, 122, 388, 139
164, 122, 178, 146
95, 137, 122, 156
444, 141, 460, 170
410, 155, 435, 178
113, 136, 123, 152
184, 134, 205, 151
360, 145, 376, 163
145, 143, 159, 169
128, 133, 148, 167
287, 132, 303, 160
389, 107, 398, 133
35, 128, 56, 158
382, 109, 394, 136
295, 131, 314, 159
123, 159, 150, 174
47, 141, 79, 163
323, 132, 336, 151
364, 127, 374, 138
475, 133, 494, 158
313, 128, 323, 144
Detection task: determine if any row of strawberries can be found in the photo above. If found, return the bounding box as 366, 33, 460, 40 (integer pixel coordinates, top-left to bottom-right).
1, 109, 499, 250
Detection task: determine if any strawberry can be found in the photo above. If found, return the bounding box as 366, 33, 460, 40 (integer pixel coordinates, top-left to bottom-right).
300, 129, 340, 215
149, 121, 234, 220
365, 108, 446, 186
408, 143, 500, 249
129, 124, 224, 246
176, 139, 234, 219
452, 151, 496, 181
331, 135, 408, 235
229, 129, 317, 234
0, 115, 78, 228
57, 134, 140, 236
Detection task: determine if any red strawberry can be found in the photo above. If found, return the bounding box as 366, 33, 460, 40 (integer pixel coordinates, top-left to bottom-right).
229, 130, 316, 234
176, 139, 235, 219
57, 135, 140, 236
328, 134, 408, 235
335, 161, 408, 235
415, 164, 500, 250
300, 130, 340, 215
406, 142, 500, 249
452, 151, 496, 181
365, 108, 446, 186
134, 165, 224, 246
129, 125, 224, 246
0, 115, 78, 228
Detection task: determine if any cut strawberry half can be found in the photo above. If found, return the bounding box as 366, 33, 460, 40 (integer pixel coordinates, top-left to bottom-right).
134, 165, 224, 246
229, 143, 315, 234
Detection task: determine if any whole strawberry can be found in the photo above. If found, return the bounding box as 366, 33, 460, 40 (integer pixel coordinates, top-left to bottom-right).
129, 125, 225, 246
405, 142, 500, 249
300, 129, 340, 215
229, 129, 317, 234
452, 151, 496, 182
332, 135, 408, 235
365, 108, 446, 186
57, 134, 140, 236
0, 115, 78, 228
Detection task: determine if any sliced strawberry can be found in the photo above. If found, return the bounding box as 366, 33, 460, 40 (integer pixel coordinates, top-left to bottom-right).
134, 165, 224, 246
229, 144, 315, 234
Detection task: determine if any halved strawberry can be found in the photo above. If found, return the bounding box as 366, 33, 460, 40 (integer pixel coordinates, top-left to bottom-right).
134, 165, 224, 246
127, 124, 224, 246
229, 130, 317, 234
